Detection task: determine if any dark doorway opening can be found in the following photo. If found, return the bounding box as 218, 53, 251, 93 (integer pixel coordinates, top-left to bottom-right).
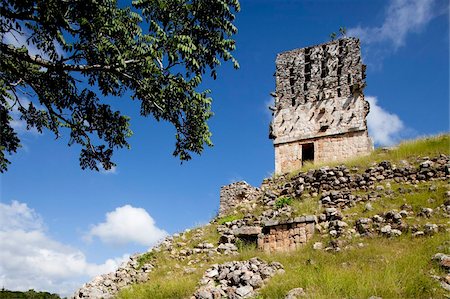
236, 234, 258, 250
302, 143, 314, 164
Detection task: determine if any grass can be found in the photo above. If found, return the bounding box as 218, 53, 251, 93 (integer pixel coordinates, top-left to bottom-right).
115, 135, 450, 299
179, 224, 221, 249
137, 251, 156, 269
257, 233, 449, 299
287, 134, 449, 177
291, 195, 322, 217
344, 180, 449, 227
118, 231, 449, 299
216, 213, 244, 225
117, 264, 202, 299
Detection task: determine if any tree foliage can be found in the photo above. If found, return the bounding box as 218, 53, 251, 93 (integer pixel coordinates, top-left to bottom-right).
0, 0, 240, 172
0, 288, 61, 299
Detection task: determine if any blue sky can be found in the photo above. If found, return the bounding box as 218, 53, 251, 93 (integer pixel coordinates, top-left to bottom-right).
1, 0, 449, 296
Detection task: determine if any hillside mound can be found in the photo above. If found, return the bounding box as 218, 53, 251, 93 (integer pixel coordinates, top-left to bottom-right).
74, 135, 450, 299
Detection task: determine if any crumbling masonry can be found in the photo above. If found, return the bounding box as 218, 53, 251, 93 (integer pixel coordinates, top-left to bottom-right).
270, 37, 373, 174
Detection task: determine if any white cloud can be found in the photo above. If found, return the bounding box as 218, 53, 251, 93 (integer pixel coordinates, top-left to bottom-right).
2, 27, 64, 59
5, 95, 42, 135
0, 200, 128, 297
87, 205, 167, 247
348, 0, 437, 50
96, 162, 118, 175
0, 200, 43, 230
366, 96, 405, 146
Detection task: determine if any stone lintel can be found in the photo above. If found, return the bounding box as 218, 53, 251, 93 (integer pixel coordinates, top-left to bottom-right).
233, 226, 262, 236
273, 130, 366, 146
263, 215, 316, 227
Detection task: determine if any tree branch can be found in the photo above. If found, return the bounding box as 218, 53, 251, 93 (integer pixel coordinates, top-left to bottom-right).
2, 44, 140, 72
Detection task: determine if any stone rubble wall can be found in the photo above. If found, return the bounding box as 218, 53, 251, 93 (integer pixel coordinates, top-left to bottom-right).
217, 154, 448, 254
265, 155, 450, 198
275, 130, 373, 174
72, 254, 153, 299
193, 258, 284, 299
219, 181, 263, 216
258, 217, 316, 253
73, 152, 449, 298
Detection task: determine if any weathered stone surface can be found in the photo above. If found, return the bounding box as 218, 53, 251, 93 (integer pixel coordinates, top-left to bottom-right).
193, 258, 283, 299
72, 253, 154, 299
235, 285, 253, 297
433, 253, 450, 269
285, 287, 306, 298
233, 226, 262, 236
219, 181, 263, 216
262, 155, 449, 197
271, 37, 373, 174
259, 218, 315, 253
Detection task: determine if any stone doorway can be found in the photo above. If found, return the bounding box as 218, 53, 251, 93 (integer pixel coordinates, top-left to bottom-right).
302, 143, 314, 164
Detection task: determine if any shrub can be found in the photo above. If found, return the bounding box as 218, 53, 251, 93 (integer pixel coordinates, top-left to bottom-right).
217, 214, 243, 225
275, 197, 292, 209
137, 251, 156, 269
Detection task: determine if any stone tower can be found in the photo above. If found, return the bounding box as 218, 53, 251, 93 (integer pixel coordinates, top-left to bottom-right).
270, 37, 373, 174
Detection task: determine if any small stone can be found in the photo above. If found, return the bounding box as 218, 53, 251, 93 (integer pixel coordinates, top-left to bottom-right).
240, 270, 253, 283
424, 223, 438, 235
285, 287, 306, 298
235, 285, 253, 297
399, 210, 408, 218
380, 225, 391, 234
376, 185, 384, 191
206, 269, 219, 278
313, 242, 323, 250
420, 160, 433, 168
433, 253, 450, 269
413, 231, 425, 237
329, 230, 338, 237
419, 207, 433, 217
249, 274, 263, 288
364, 203, 373, 211
390, 229, 402, 237
184, 267, 197, 274
439, 280, 450, 292
373, 215, 384, 223
203, 243, 214, 249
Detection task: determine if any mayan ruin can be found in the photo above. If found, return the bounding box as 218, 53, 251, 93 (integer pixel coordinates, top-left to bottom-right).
270, 37, 373, 174
3, 1, 448, 297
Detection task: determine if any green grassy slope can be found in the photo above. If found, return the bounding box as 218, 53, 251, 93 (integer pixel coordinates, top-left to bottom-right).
117, 134, 450, 299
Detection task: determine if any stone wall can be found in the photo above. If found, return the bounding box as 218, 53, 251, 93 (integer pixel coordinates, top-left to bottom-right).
274, 130, 372, 174
264, 154, 450, 197
219, 181, 262, 216
193, 258, 284, 299
257, 217, 316, 252
271, 37, 372, 174
72, 254, 153, 299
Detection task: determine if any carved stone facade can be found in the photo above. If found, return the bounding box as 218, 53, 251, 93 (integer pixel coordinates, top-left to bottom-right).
271, 37, 373, 174
257, 217, 316, 252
